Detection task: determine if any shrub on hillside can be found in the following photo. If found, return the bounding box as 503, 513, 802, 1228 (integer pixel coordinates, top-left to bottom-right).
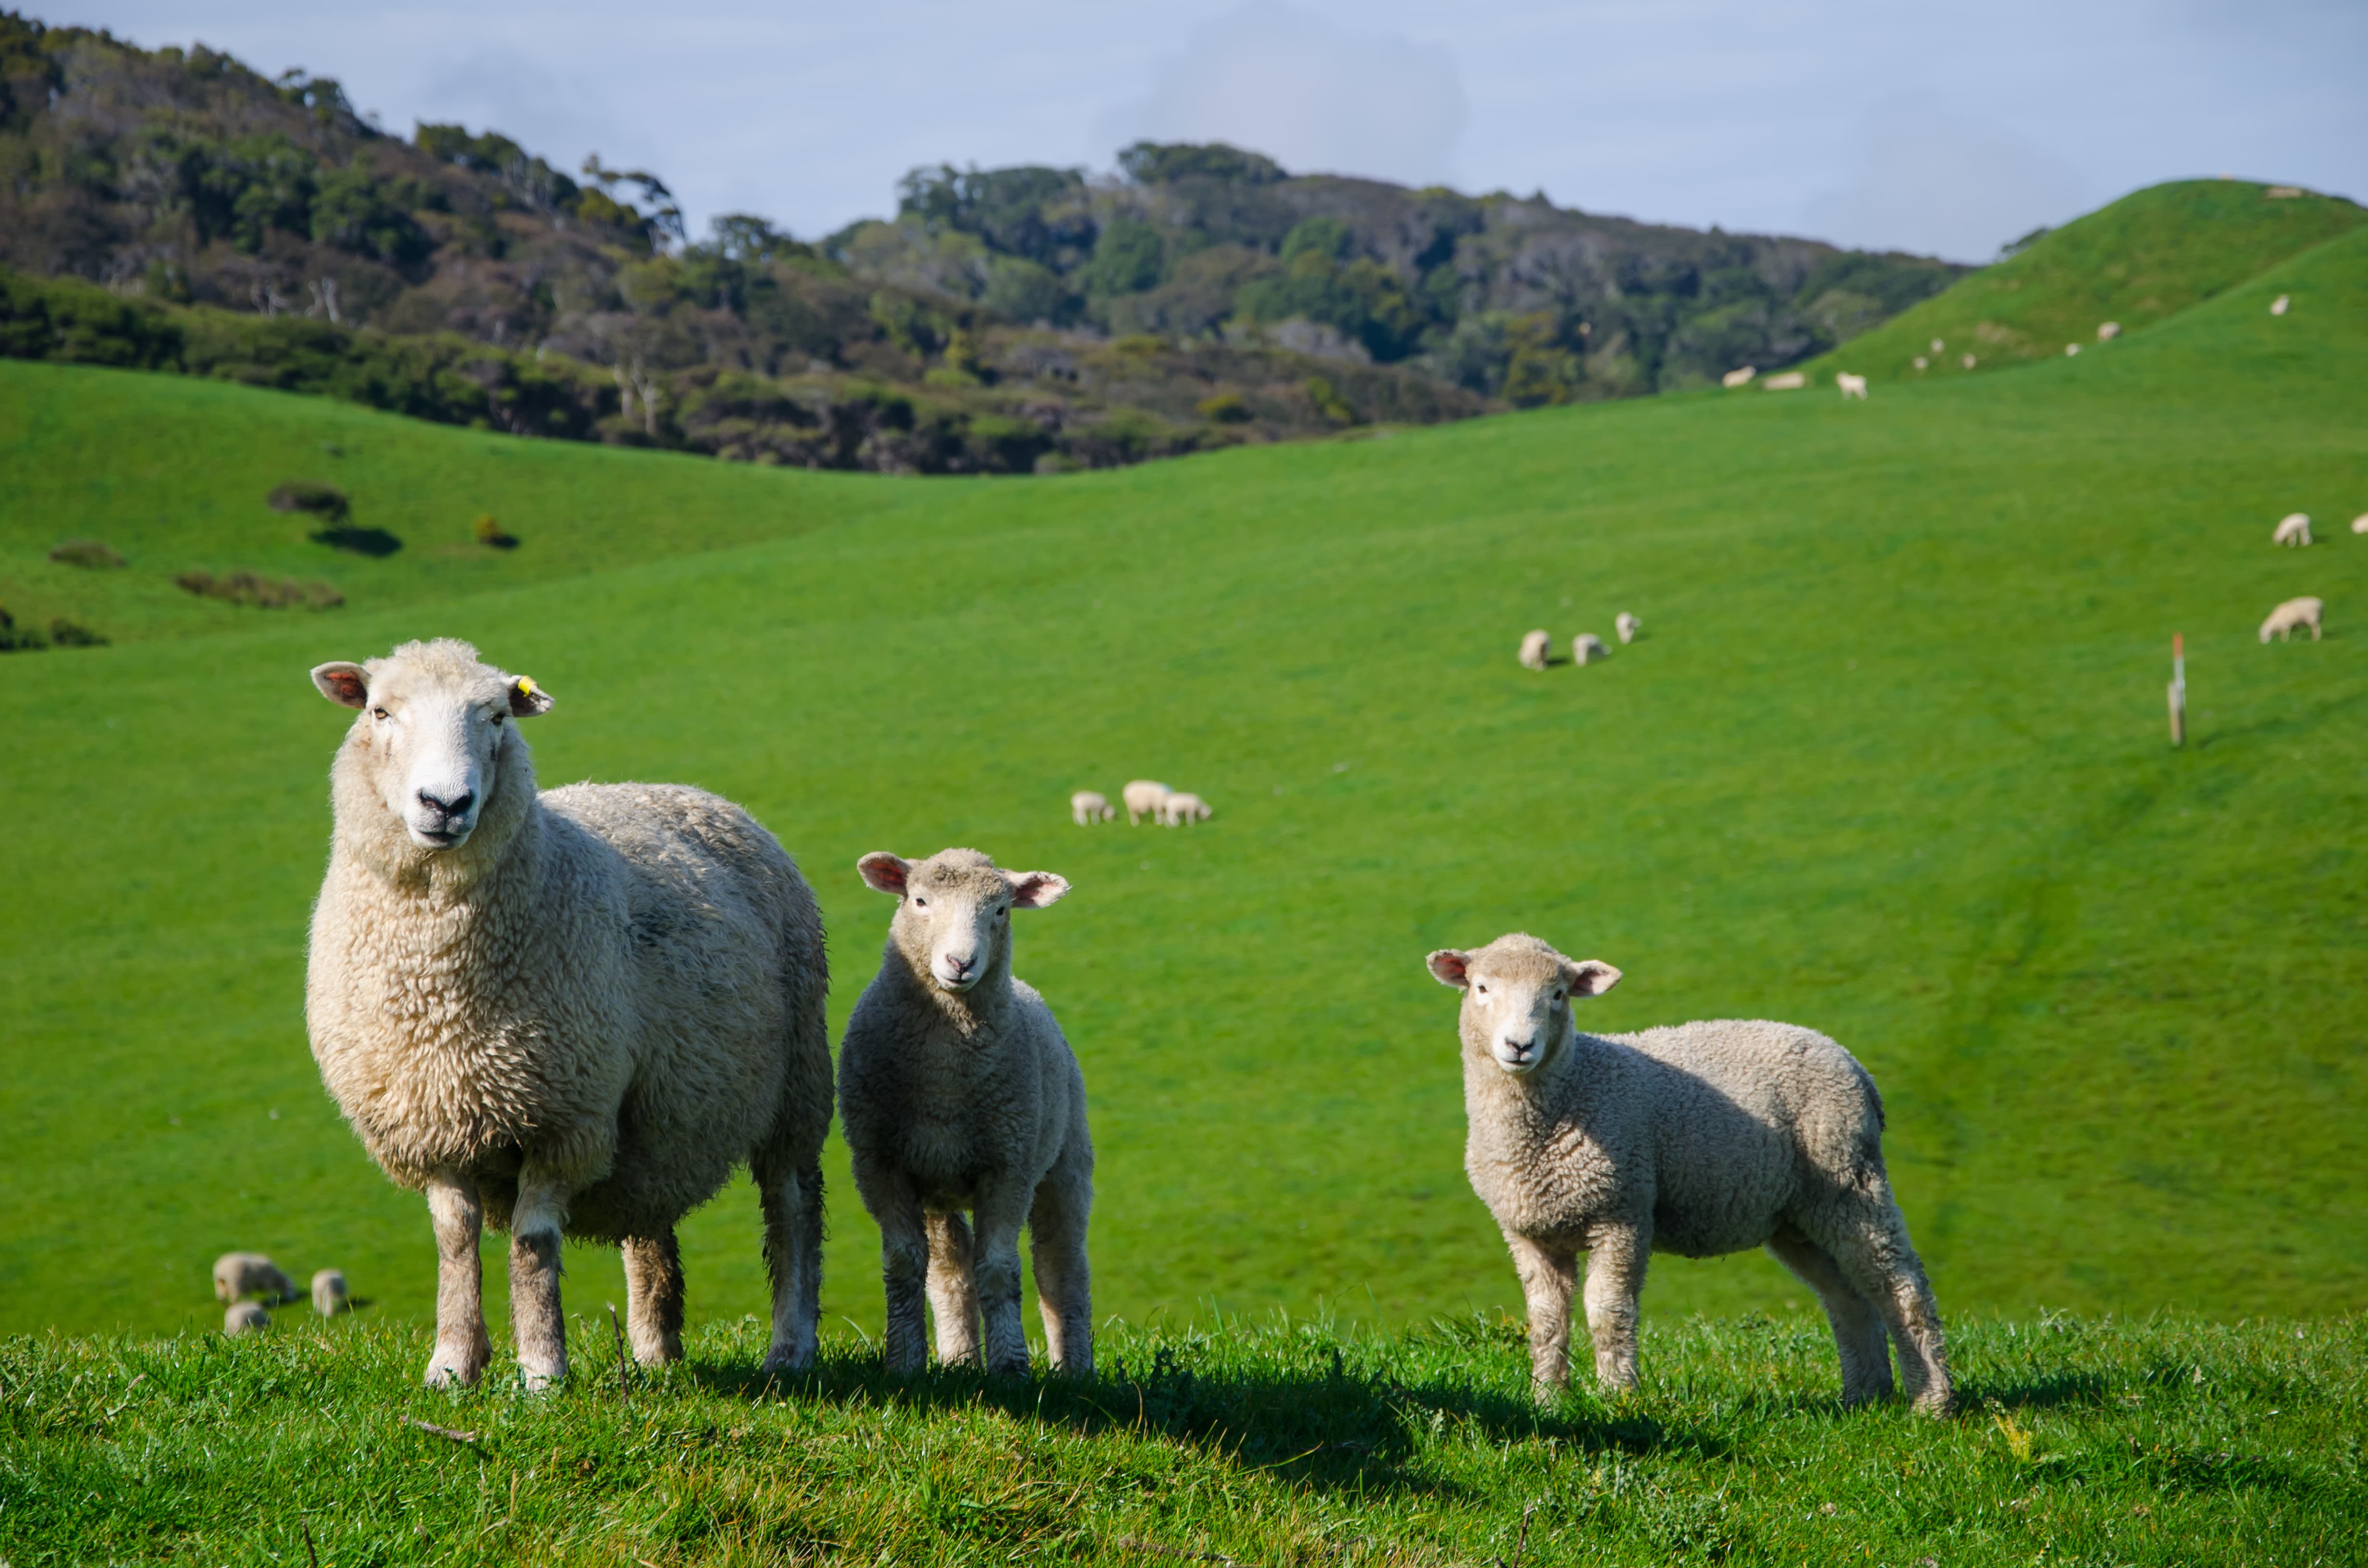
48, 539, 124, 568
1196, 391, 1251, 423
472, 514, 518, 549
0, 606, 43, 651
174, 570, 344, 609
267, 481, 349, 520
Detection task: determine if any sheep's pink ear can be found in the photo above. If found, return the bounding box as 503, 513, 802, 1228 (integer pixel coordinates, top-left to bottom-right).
312, 662, 369, 709
1562, 958, 1622, 996
1006, 870, 1070, 908
507, 674, 555, 717
1426, 949, 1471, 988
857, 853, 910, 896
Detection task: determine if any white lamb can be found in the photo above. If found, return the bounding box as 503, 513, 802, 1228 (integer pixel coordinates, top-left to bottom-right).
840, 849, 1094, 1377
2352, 514, 2368, 536
311, 1268, 350, 1316
305, 639, 832, 1389
1762, 372, 1806, 391
213, 1252, 295, 1304
2259, 597, 2323, 642
1518, 630, 1551, 671
1122, 780, 1171, 825
1571, 634, 1608, 665
2270, 294, 2290, 316
2273, 513, 2312, 547
1070, 790, 1114, 826
224, 1302, 271, 1336
1721, 367, 1755, 389
1427, 933, 1951, 1414
1161, 791, 1212, 826
1835, 372, 1868, 399
1615, 612, 1640, 645
2097, 321, 2121, 341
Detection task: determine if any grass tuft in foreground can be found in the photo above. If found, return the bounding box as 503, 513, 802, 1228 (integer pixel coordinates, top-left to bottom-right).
3, 1314, 2360, 1565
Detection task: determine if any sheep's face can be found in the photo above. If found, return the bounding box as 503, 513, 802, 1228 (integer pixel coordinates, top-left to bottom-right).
858, 848, 1069, 994
1426, 935, 1620, 1078
312, 641, 553, 852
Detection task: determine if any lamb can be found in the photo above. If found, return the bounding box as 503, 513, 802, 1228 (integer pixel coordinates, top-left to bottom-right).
1425, 933, 1951, 1414
2270, 294, 2290, 316
224, 1302, 271, 1336
1518, 630, 1551, 671
2273, 513, 2312, 547
1835, 372, 1868, 399
839, 849, 1094, 1378
2097, 321, 2121, 341
1161, 791, 1212, 826
2259, 596, 2323, 642
1122, 779, 1172, 825
1762, 371, 1806, 391
304, 639, 831, 1389
213, 1251, 295, 1304
1721, 367, 1755, 389
2352, 514, 2368, 536
2064, 344, 2082, 356
1615, 612, 1640, 645
1571, 634, 1608, 665
312, 1268, 350, 1316
1070, 790, 1115, 826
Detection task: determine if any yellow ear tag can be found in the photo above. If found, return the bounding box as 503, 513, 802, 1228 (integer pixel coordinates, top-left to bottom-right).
516, 677, 537, 696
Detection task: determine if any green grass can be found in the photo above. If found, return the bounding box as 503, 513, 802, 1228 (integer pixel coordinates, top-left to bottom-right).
1798, 179, 2365, 384
0, 222, 2364, 1363
3, 1313, 2360, 1565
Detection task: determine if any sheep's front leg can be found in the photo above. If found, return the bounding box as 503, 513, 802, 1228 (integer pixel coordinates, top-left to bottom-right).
1581, 1222, 1650, 1393
855, 1157, 932, 1375
424, 1171, 492, 1388
925, 1210, 983, 1367
621, 1229, 684, 1367
1504, 1230, 1578, 1401
969, 1179, 1035, 1377
509, 1167, 572, 1389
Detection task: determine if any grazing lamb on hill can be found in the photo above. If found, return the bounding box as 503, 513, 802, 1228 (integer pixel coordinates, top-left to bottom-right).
1572, 634, 1608, 665
1518, 630, 1551, 671
305, 639, 831, 1389
1615, 612, 1641, 645
839, 849, 1094, 1378
213, 1252, 295, 1304
1070, 790, 1114, 825
2260, 597, 2323, 642
1122, 780, 1171, 825
1763, 372, 1806, 391
311, 1268, 350, 1316
2273, 513, 2312, 547
2353, 514, 2368, 536
224, 1302, 270, 1335
1721, 367, 1755, 389
1836, 372, 1868, 399
1161, 791, 1212, 826
1425, 933, 1951, 1414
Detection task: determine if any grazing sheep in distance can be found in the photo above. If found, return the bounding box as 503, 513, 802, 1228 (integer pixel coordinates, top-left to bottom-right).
1961, 354, 1977, 369
213, 1252, 295, 1304
2273, 513, 2312, 547
2271, 294, 2290, 316
2260, 597, 2323, 642
1425, 933, 1952, 1413
1518, 630, 1551, 671
224, 1302, 270, 1336
2266, 185, 2302, 199
2097, 321, 2121, 341
1121, 780, 1171, 824
304, 639, 832, 1389
1615, 612, 1640, 645
2064, 344, 2082, 356
1912, 355, 1928, 370
840, 848, 1094, 1377
1070, 790, 1114, 826
1161, 792, 1212, 826
2352, 514, 2368, 536
1721, 367, 1755, 389
1929, 338, 1944, 354
1836, 373, 1868, 399
1572, 634, 1608, 665
1762, 371, 1806, 391
312, 1268, 350, 1316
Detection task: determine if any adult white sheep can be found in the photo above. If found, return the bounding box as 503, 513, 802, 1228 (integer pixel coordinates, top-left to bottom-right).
1571, 634, 1609, 665
224, 1302, 271, 1336
1762, 372, 1806, 391
1518, 630, 1551, 671
1836, 372, 1868, 399
2353, 514, 2368, 536
2259, 597, 2323, 642
1721, 367, 1755, 389
2270, 294, 2290, 316
1122, 780, 1171, 825
1161, 791, 1212, 826
213, 1251, 295, 1304
1425, 933, 1951, 1414
305, 639, 832, 1389
2273, 513, 2312, 547
840, 849, 1093, 1378
2097, 321, 2121, 341
312, 1268, 350, 1316
1070, 790, 1114, 826
1615, 612, 1641, 645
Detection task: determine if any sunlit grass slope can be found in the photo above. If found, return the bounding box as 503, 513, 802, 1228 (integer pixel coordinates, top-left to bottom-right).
1, 230, 2363, 1350
1800, 178, 2364, 384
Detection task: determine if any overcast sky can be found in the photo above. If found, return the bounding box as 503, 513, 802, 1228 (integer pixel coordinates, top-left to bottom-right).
36, 0, 2367, 261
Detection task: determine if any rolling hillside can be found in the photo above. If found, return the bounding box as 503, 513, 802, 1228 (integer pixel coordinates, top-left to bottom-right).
0, 221, 2363, 1354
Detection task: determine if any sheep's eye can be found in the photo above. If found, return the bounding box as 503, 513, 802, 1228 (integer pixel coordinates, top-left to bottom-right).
913, 896, 926, 907
1554, 989, 1566, 1002
370, 706, 389, 720
490, 712, 506, 726
1475, 983, 1488, 994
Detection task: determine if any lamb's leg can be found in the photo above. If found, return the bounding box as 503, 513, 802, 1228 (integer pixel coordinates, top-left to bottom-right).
1028, 1146, 1094, 1376
969, 1180, 1035, 1377
756, 1156, 824, 1374
1764, 1225, 1891, 1405
925, 1210, 983, 1367
855, 1157, 931, 1375
424, 1172, 491, 1388
621, 1229, 685, 1367
1807, 1188, 1953, 1416
508, 1168, 572, 1390
1504, 1230, 1577, 1401
1580, 1222, 1650, 1393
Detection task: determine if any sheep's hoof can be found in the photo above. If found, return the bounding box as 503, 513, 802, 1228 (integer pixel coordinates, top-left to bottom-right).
518, 1365, 566, 1393
759, 1345, 813, 1376
422, 1355, 484, 1389
1912, 1390, 1956, 1419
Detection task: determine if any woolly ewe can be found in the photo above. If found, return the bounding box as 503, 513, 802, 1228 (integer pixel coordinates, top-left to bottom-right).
1571, 634, 1608, 665
840, 849, 1094, 1378
305, 639, 831, 1390
2260, 597, 2323, 642
1122, 780, 1171, 825
1161, 792, 1212, 826
1071, 790, 1115, 825
1426, 933, 1951, 1413
1835, 372, 1868, 399
1615, 612, 1640, 645
224, 1302, 271, 1335
312, 1268, 350, 1316
213, 1251, 295, 1304
1518, 630, 1551, 671
2273, 513, 2312, 547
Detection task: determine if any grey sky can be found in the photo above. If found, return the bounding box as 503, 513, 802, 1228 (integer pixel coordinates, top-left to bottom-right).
35, 0, 2367, 261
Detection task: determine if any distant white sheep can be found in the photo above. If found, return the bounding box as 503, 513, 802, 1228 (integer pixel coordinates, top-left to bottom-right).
1161, 792, 1212, 826
2065, 344, 2082, 356
2266, 186, 2303, 199
1122, 780, 1171, 825
312, 1268, 350, 1316
2270, 294, 2290, 316
224, 1302, 271, 1336
1070, 790, 1114, 826
2273, 513, 2312, 547
1762, 372, 1806, 391
1615, 612, 1641, 645
1912, 356, 1928, 370
1929, 338, 1944, 354
1721, 367, 1755, 389
213, 1252, 295, 1304
2097, 321, 2121, 341
2259, 597, 2323, 643
1572, 634, 1608, 665
1960, 354, 1977, 369
2352, 514, 2368, 536
1836, 373, 1868, 399
1518, 630, 1551, 671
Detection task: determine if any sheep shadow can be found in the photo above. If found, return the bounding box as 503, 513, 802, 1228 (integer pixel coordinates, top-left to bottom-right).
310, 526, 404, 557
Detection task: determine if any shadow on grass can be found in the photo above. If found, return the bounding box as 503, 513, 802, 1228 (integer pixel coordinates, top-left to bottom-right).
1957, 1370, 2111, 1411
310, 526, 403, 557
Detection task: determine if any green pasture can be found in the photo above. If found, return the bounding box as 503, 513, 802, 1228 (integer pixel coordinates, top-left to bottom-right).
1, 225, 2363, 1356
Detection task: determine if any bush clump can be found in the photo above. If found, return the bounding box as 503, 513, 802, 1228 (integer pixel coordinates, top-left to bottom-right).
1196, 391, 1252, 424
174, 570, 344, 610
472, 514, 519, 550
48, 618, 108, 646
0, 606, 41, 651
48, 539, 125, 568
266, 481, 350, 520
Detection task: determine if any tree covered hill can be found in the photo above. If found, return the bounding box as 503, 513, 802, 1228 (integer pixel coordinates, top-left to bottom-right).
0, 11, 1961, 471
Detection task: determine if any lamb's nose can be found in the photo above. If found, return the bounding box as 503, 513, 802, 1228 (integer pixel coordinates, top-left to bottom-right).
418, 788, 473, 819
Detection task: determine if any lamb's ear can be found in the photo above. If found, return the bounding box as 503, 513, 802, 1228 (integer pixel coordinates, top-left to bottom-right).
1006, 870, 1070, 908
1561, 958, 1622, 996
1426, 949, 1472, 989
506, 674, 555, 717
311, 662, 370, 709
857, 853, 910, 896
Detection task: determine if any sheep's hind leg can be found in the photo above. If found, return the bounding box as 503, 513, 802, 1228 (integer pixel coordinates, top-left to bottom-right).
1764, 1225, 1890, 1406
1807, 1188, 1953, 1417
757, 1157, 824, 1374
509, 1169, 572, 1390
1581, 1222, 1650, 1394
925, 1211, 983, 1368
424, 1172, 492, 1388
622, 1229, 685, 1367
1504, 1230, 1578, 1402
1028, 1150, 1094, 1376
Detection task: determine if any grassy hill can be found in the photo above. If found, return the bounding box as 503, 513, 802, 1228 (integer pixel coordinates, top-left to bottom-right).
1800, 179, 2365, 384
0, 220, 2364, 1363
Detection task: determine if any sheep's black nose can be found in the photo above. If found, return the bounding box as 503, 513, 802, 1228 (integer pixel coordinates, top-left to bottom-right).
418, 788, 473, 818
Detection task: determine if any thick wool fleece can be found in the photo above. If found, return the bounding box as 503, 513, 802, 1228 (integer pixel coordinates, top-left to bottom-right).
1449, 933, 1951, 1413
